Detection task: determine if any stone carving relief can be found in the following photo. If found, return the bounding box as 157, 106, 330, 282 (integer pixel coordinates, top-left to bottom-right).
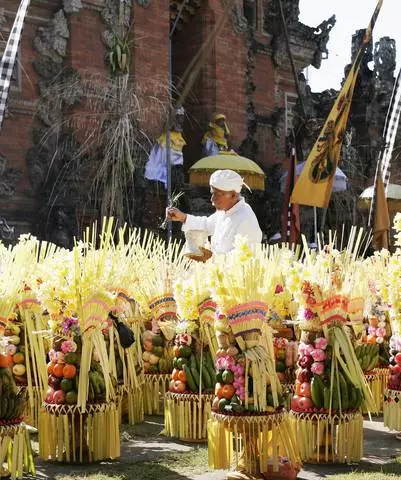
0, 154, 22, 198
374, 37, 396, 82
33, 10, 69, 64
231, 3, 248, 34
136, 0, 152, 7
63, 0, 83, 14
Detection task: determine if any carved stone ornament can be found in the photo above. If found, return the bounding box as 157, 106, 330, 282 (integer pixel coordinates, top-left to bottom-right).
0, 154, 22, 198
232, 4, 248, 34
136, 0, 152, 7
63, 0, 83, 14
33, 10, 69, 64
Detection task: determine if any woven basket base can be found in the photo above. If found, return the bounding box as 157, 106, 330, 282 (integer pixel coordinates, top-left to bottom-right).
39, 402, 120, 463
164, 392, 214, 441
143, 374, 171, 416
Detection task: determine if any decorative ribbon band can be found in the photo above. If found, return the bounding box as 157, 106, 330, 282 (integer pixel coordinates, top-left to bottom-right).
227, 301, 268, 325
149, 294, 177, 322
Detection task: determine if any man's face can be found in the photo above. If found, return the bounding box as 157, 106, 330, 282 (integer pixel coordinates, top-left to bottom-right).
210, 187, 236, 210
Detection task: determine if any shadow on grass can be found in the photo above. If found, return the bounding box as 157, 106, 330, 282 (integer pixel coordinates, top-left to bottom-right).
300, 457, 401, 479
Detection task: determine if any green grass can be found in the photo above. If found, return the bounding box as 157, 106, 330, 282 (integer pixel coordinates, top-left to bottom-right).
55, 447, 210, 480
328, 456, 401, 479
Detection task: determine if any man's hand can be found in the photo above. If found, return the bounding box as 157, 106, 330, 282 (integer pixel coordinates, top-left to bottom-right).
166, 207, 187, 223
188, 247, 213, 263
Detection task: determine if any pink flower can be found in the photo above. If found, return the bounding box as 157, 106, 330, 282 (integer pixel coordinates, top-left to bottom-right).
275, 284, 284, 294
61, 340, 77, 354
215, 357, 225, 370
376, 327, 386, 337
49, 349, 57, 361
298, 342, 308, 356
368, 326, 376, 336
305, 344, 314, 355
304, 308, 315, 320
311, 362, 324, 375
311, 349, 326, 362
314, 337, 328, 350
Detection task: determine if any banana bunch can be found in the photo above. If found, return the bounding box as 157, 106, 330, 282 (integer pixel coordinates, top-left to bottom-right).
108, 36, 130, 75
311, 371, 363, 410
355, 344, 379, 372
0, 368, 26, 421
183, 351, 216, 393
88, 363, 108, 403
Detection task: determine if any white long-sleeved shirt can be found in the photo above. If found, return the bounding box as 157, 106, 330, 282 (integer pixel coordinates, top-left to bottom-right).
182, 198, 262, 254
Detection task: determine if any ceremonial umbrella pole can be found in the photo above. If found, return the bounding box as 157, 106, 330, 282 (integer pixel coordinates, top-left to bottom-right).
166, 0, 189, 242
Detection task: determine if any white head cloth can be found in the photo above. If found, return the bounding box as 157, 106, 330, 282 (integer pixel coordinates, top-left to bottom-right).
209, 169, 248, 193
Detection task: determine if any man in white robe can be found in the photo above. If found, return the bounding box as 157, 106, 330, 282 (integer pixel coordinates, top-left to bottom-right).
167, 169, 262, 260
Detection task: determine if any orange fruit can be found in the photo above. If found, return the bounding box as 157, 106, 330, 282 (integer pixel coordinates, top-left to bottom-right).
62, 364, 77, 379
221, 384, 235, 400
0, 354, 11, 368
53, 363, 65, 378
177, 370, 187, 383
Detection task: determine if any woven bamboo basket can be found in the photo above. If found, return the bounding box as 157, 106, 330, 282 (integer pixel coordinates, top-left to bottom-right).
363, 368, 389, 414
289, 410, 363, 464
38, 402, 120, 463
117, 385, 144, 425
384, 388, 401, 431
143, 374, 171, 415
0, 424, 35, 479
164, 392, 214, 442
208, 411, 300, 479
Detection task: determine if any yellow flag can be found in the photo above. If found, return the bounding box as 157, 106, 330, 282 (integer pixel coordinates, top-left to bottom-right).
373, 170, 390, 251
291, 0, 383, 208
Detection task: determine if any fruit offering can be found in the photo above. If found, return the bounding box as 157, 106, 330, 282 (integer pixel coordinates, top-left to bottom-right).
0, 356, 26, 424
292, 333, 363, 413
273, 338, 297, 384
354, 344, 380, 372
388, 335, 401, 390
4, 321, 27, 386
169, 330, 215, 394
46, 337, 80, 405
142, 330, 172, 375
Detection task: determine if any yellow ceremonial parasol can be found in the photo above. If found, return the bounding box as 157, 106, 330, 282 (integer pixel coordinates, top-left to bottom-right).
358, 183, 401, 212
189, 152, 265, 191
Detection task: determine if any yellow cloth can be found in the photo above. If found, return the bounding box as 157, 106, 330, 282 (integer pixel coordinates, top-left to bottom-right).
202, 123, 229, 149
158, 132, 186, 152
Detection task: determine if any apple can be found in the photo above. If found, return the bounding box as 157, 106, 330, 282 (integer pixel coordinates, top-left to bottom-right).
45, 387, 55, 403
53, 390, 65, 405
297, 368, 312, 384
395, 353, 401, 365
298, 396, 313, 410
391, 364, 401, 375
291, 395, 301, 410
299, 382, 311, 398
169, 380, 176, 392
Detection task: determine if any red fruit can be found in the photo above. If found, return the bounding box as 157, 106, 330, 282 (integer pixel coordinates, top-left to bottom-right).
291, 395, 301, 410
299, 382, 311, 398
391, 364, 401, 375
299, 355, 313, 369
395, 353, 401, 365
53, 389, 65, 405
298, 396, 313, 410
48, 375, 61, 390
45, 387, 55, 403
297, 368, 312, 383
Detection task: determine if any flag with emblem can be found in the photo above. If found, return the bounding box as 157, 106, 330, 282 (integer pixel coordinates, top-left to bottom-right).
291, 0, 383, 208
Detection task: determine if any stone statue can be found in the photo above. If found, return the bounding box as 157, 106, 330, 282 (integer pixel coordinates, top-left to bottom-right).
374, 37, 396, 82
50, 208, 71, 249
0, 218, 14, 243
